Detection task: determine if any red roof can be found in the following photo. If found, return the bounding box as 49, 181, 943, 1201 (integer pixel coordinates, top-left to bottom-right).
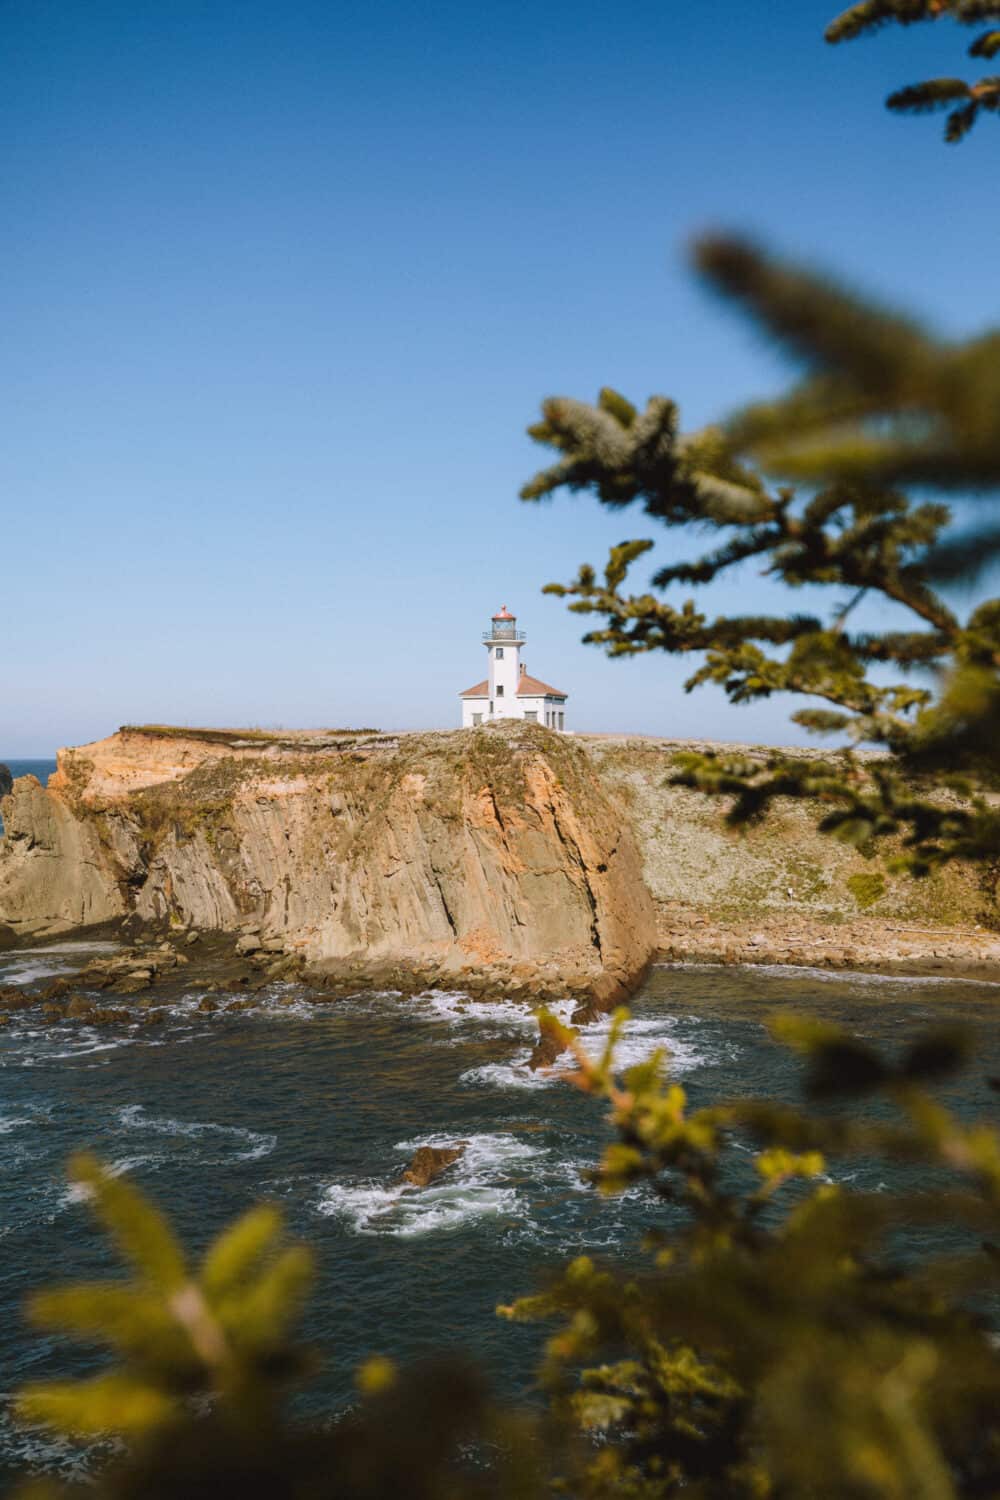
459, 671, 567, 699
492, 605, 515, 619
517, 672, 567, 698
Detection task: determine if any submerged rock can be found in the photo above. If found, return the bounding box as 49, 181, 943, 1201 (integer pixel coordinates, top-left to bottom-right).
65, 995, 97, 1019
399, 1143, 466, 1188
527, 1022, 572, 1072
0, 986, 36, 1012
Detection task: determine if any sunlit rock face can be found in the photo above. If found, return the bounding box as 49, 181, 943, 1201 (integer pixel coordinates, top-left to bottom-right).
0, 725, 656, 1007
4, 724, 994, 992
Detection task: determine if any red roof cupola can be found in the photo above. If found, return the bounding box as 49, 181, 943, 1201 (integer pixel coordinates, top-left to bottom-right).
492, 605, 515, 620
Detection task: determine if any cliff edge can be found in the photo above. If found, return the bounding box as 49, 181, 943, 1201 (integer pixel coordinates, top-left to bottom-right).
0, 725, 655, 1005
3, 725, 998, 993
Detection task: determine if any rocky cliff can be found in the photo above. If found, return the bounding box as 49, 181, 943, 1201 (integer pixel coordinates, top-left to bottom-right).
2, 726, 997, 994
0, 725, 656, 1004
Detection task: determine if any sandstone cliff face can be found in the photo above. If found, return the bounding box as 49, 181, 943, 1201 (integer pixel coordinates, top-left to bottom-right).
0, 775, 124, 932
3, 726, 995, 992
0, 726, 656, 1003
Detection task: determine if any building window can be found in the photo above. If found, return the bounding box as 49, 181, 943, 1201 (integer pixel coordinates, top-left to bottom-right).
524, 710, 537, 722
558, 712, 565, 730
472, 713, 482, 726
496, 685, 504, 697
489, 701, 493, 714
495, 647, 504, 659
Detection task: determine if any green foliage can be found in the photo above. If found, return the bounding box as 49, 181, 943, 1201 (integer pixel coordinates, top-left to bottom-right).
825, 1, 1000, 139
522, 237, 1000, 875
846, 870, 889, 906
18, 1023, 1000, 1498
502, 1014, 1000, 1498
15, 1155, 540, 1499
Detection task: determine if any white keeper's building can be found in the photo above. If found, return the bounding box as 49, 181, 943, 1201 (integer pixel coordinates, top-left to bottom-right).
459, 606, 569, 730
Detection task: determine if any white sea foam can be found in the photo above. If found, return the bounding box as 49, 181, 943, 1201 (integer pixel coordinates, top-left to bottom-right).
12, 941, 120, 957
1, 959, 69, 986
0, 1402, 99, 1480
657, 959, 1000, 989
0, 940, 121, 987
410, 989, 566, 1034
0, 1115, 35, 1134
63, 1153, 163, 1204
460, 1059, 557, 1091
316, 1131, 539, 1237
460, 1011, 710, 1091
116, 1104, 276, 1160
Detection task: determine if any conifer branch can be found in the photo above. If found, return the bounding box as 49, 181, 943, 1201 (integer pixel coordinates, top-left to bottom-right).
826, 0, 1000, 136
523, 239, 1000, 871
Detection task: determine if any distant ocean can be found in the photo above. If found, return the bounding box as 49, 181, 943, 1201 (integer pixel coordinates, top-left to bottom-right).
0, 761, 57, 835
2, 759, 58, 783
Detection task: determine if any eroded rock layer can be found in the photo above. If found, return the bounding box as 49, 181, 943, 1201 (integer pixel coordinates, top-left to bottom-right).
0, 726, 656, 1004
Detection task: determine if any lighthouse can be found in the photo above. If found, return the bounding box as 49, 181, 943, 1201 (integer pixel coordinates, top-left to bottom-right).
459, 606, 569, 730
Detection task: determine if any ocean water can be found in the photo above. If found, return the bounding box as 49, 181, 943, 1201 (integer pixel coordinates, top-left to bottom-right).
0, 759, 56, 789
0, 760, 57, 837
1, 939, 999, 1485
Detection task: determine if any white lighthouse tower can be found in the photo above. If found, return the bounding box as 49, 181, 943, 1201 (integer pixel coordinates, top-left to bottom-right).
459, 606, 569, 730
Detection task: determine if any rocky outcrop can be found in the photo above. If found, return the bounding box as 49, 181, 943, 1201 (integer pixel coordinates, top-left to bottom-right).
0, 725, 657, 1005
527, 1014, 572, 1071
3, 724, 997, 990
0, 775, 125, 933
400, 1144, 466, 1187
0, 765, 12, 799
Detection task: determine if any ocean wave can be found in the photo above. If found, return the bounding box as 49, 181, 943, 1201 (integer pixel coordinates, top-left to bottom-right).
0, 940, 121, 988
657, 960, 1000, 989
0, 1401, 99, 1482
460, 1011, 711, 1091
316, 1131, 539, 1237
7, 941, 120, 956
0, 959, 73, 987
116, 1104, 276, 1161
63, 1154, 164, 1205
404, 990, 551, 1038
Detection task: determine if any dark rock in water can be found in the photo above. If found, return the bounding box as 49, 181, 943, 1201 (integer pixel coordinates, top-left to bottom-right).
109, 973, 152, 995
39, 977, 74, 1002
527, 1028, 568, 1072
0, 924, 18, 952
400, 1143, 466, 1188
0, 764, 12, 798
0, 986, 36, 1012
570, 1003, 600, 1026
65, 995, 97, 1019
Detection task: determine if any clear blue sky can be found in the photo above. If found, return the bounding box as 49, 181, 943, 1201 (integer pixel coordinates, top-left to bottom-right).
2, 0, 996, 755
